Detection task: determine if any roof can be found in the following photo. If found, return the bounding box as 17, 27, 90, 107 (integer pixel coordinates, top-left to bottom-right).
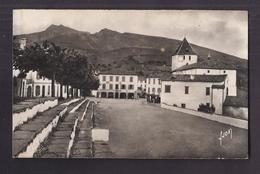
212, 85, 225, 89
170, 74, 227, 83
146, 71, 172, 79
173, 58, 238, 72
99, 71, 138, 76
174, 37, 197, 56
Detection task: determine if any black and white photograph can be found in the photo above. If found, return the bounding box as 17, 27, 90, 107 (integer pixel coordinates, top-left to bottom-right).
12, 9, 248, 159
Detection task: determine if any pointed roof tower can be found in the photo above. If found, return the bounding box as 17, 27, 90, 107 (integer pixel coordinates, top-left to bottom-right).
174, 37, 197, 55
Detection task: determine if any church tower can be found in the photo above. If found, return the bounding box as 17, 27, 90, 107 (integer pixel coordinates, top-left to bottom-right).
171, 37, 198, 71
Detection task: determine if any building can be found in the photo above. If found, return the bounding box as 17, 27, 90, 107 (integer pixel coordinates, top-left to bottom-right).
14, 38, 80, 99
161, 37, 237, 115
97, 71, 139, 99
25, 71, 79, 98
146, 76, 162, 96
172, 59, 237, 96
161, 74, 228, 114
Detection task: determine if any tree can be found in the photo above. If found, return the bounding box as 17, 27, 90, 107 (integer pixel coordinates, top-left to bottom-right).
13, 39, 99, 98
13, 40, 66, 97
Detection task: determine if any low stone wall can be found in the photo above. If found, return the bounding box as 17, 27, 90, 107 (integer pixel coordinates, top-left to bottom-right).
223, 106, 248, 120
13, 99, 58, 131
161, 103, 248, 129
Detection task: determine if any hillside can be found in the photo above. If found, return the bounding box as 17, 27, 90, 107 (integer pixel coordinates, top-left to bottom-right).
14, 24, 248, 90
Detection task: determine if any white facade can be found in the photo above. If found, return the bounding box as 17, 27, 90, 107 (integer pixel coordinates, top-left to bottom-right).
160, 37, 237, 115
161, 79, 227, 115
146, 77, 162, 96
173, 68, 237, 96
25, 71, 79, 98
172, 54, 198, 71
137, 76, 146, 92
98, 74, 139, 99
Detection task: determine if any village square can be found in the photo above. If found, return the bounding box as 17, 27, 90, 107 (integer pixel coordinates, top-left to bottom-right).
12, 10, 248, 159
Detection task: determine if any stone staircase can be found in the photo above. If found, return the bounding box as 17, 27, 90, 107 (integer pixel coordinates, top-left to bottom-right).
36, 99, 91, 158
12, 98, 84, 158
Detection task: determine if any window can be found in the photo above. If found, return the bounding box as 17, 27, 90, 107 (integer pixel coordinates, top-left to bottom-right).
130, 76, 133, 82
35, 85, 41, 96
183, 55, 185, 60
189, 56, 191, 61
128, 85, 134, 90
165, 85, 171, 93
109, 84, 113, 90
206, 87, 210, 95
207, 70, 210, 73
110, 76, 113, 81
227, 87, 229, 96
158, 79, 161, 85
185, 86, 189, 94
186, 63, 188, 65
115, 84, 119, 89
148, 87, 150, 93
153, 79, 155, 84
116, 76, 119, 82
148, 78, 150, 84
158, 88, 161, 93
48, 86, 51, 95
102, 76, 106, 81
152, 88, 155, 94
181, 103, 186, 108
102, 84, 106, 89
122, 76, 125, 82
121, 84, 126, 89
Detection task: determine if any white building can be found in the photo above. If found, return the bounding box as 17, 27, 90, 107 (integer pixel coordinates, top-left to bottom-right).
161, 37, 238, 115
161, 74, 228, 114
25, 71, 79, 98
171, 37, 198, 70
172, 60, 237, 96
146, 77, 162, 96
97, 72, 139, 99
14, 38, 80, 98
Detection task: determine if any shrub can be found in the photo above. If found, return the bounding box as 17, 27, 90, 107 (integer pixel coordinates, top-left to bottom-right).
198, 103, 215, 114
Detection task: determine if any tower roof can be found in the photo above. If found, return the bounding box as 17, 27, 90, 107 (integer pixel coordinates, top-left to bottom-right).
174, 37, 197, 55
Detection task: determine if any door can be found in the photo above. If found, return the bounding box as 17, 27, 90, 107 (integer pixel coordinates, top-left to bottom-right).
42, 85, 45, 97
27, 86, 32, 98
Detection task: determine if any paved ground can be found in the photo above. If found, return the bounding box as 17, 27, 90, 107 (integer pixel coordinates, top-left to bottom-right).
95, 98, 248, 159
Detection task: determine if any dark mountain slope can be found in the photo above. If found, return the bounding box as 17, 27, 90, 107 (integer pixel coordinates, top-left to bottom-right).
15, 24, 248, 90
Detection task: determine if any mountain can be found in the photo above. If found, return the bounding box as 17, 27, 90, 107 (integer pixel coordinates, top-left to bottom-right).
14, 24, 248, 90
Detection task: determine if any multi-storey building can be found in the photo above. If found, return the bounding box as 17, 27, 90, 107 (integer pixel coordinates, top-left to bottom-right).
146, 76, 162, 96
161, 37, 238, 114
97, 72, 139, 99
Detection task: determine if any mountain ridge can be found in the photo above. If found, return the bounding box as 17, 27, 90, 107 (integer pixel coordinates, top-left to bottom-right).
14, 24, 248, 91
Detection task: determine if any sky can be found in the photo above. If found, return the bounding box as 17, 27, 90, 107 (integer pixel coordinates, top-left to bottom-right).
13, 10, 248, 59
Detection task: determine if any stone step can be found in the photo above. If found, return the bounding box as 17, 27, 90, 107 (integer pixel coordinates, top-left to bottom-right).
37, 99, 89, 158
70, 102, 94, 158
12, 98, 84, 157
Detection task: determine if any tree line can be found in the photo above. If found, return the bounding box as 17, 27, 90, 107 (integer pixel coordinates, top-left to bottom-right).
13, 39, 99, 98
